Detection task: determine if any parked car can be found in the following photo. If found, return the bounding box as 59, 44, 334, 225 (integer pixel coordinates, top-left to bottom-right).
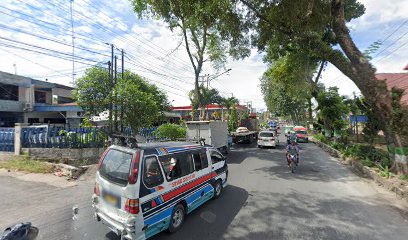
293, 126, 308, 143
257, 131, 278, 148
92, 142, 228, 240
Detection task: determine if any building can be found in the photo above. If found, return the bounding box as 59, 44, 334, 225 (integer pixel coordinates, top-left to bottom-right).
0, 71, 84, 127
171, 104, 249, 121
376, 73, 408, 105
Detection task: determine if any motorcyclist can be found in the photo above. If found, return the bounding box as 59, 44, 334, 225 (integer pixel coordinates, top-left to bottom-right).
286, 140, 300, 166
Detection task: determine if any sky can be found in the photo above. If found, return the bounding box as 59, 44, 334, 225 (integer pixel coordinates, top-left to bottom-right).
0, 0, 407, 111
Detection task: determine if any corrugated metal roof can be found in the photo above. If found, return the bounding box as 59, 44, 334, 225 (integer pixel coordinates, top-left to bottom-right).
376, 73, 408, 105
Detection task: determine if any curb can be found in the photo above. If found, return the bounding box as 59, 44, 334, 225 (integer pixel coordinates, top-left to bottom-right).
311, 137, 408, 202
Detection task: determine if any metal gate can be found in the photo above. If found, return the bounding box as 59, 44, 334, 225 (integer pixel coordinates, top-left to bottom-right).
0, 128, 15, 152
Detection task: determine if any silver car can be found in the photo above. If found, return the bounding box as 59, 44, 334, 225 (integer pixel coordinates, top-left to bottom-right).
257, 131, 278, 148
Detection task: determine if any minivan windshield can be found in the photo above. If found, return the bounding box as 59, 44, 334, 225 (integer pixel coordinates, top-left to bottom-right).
259, 132, 274, 137
99, 149, 133, 185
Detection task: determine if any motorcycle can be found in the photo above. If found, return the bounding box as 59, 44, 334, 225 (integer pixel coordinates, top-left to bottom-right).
0, 223, 38, 240
288, 154, 298, 173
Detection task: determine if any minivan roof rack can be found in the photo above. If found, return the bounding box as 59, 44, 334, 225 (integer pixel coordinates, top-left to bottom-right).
175, 138, 206, 146
110, 134, 138, 148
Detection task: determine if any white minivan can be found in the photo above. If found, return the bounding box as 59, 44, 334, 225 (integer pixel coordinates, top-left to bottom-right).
257, 130, 278, 148
92, 142, 228, 240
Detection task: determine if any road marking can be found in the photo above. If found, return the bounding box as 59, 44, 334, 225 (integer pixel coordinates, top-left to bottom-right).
200, 211, 217, 223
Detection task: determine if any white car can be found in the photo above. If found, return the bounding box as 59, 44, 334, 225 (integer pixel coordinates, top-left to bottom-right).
257, 131, 278, 148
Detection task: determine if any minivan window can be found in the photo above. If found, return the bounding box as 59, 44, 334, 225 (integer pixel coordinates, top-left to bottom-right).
159, 153, 194, 181
211, 151, 224, 164
260, 132, 274, 137
193, 150, 208, 171
143, 156, 164, 188
99, 149, 133, 185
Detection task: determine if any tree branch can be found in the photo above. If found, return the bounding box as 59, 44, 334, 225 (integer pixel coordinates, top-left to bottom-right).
314, 61, 325, 83
306, 0, 314, 18
180, 19, 197, 74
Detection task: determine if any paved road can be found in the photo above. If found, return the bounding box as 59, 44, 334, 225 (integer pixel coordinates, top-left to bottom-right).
1, 136, 408, 240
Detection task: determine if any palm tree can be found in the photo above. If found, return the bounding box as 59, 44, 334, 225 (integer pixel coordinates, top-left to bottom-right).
189, 85, 223, 120
221, 96, 239, 119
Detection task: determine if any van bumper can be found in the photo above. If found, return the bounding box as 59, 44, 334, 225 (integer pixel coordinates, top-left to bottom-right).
92, 196, 139, 240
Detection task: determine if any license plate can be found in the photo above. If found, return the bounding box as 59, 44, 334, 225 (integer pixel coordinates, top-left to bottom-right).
263, 139, 269, 142
104, 194, 119, 207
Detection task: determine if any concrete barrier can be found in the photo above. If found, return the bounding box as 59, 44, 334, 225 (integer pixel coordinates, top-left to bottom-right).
22, 147, 105, 165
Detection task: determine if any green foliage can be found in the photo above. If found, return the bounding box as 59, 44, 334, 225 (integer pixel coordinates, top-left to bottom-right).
316, 87, 349, 136
363, 40, 382, 61
115, 72, 170, 131
80, 118, 93, 128
189, 85, 223, 119
131, 0, 250, 62
399, 175, 408, 181
155, 123, 187, 140
313, 133, 328, 144
228, 106, 239, 132
73, 66, 111, 116
0, 156, 52, 173
75, 67, 169, 132
378, 165, 394, 179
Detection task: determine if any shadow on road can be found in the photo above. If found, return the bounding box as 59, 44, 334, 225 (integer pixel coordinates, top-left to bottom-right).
222, 190, 408, 240
149, 185, 248, 240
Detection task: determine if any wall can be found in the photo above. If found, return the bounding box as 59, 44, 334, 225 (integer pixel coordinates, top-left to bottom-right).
23, 112, 62, 123
52, 88, 73, 99
23, 147, 105, 164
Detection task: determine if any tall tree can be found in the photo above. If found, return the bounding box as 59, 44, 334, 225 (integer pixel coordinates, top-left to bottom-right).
115, 71, 170, 131
73, 66, 111, 117
74, 67, 170, 132
316, 87, 349, 137
132, 0, 250, 119
237, 0, 408, 173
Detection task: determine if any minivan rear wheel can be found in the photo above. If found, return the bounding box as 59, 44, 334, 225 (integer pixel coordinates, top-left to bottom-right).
169, 204, 185, 233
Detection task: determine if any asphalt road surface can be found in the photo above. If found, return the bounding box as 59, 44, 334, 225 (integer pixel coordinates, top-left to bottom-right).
1, 135, 408, 240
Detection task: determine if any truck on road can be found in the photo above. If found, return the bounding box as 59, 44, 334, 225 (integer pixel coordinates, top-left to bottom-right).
185, 121, 229, 153
230, 118, 259, 144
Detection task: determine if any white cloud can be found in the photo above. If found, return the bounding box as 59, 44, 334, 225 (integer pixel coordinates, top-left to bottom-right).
350, 0, 408, 31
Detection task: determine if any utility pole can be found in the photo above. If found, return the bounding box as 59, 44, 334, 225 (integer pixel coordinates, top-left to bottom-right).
108, 44, 114, 133
120, 49, 124, 133
70, 0, 75, 85
114, 55, 118, 132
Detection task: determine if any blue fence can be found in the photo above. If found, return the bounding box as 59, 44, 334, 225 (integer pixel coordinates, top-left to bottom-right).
0, 128, 15, 152
21, 126, 163, 149
22, 126, 106, 149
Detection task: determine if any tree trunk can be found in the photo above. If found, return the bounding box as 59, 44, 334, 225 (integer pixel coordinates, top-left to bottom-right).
307, 97, 313, 129
331, 0, 407, 174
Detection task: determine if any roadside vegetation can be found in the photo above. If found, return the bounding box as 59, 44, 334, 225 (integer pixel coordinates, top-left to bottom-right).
0, 156, 52, 174
155, 123, 187, 140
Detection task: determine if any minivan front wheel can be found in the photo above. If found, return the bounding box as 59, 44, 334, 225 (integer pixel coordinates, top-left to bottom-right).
213, 180, 222, 199
169, 204, 185, 233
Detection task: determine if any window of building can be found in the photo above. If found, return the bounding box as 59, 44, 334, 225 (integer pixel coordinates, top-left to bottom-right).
43, 118, 65, 124
159, 153, 194, 181
143, 156, 164, 188
34, 91, 46, 103
0, 84, 18, 101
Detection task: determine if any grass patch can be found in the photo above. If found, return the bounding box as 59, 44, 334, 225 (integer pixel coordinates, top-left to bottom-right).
0, 156, 52, 173
400, 175, 408, 181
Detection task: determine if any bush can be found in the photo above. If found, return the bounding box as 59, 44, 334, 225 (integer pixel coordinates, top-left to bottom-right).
314, 133, 328, 144
340, 144, 391, 168
155, 123, 186, 140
